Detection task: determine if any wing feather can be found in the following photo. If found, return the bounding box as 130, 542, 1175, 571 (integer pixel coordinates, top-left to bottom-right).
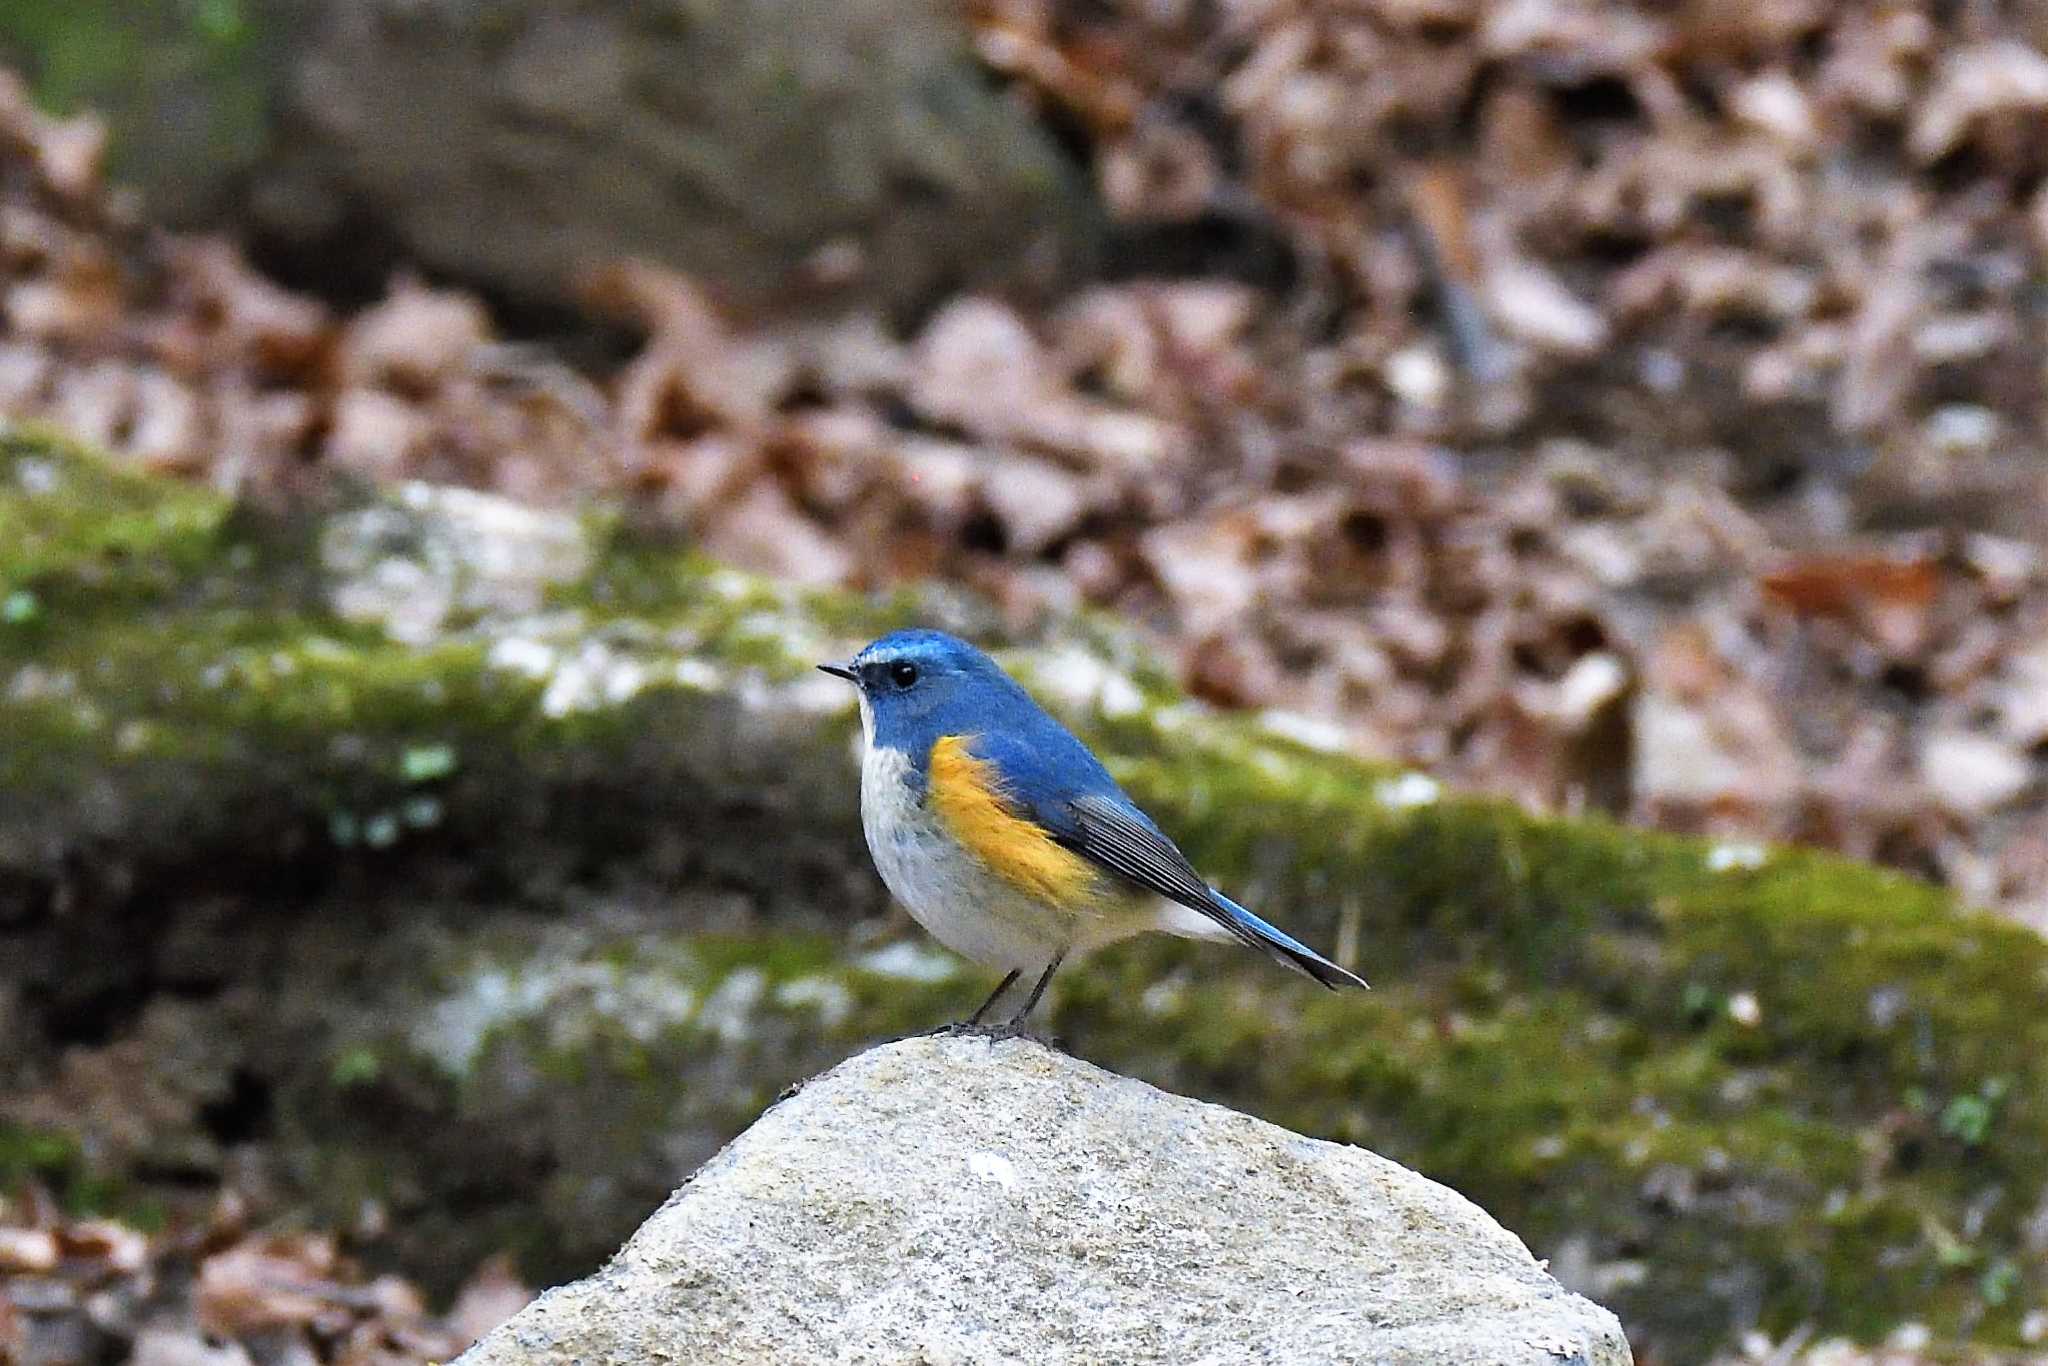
1058, 794, 1273, 955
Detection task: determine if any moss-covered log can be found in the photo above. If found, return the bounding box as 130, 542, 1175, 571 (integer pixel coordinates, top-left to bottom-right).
4, 429, 2047, 1361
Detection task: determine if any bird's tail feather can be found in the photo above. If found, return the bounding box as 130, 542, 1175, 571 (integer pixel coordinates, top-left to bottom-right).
1206, 892, 1369, 991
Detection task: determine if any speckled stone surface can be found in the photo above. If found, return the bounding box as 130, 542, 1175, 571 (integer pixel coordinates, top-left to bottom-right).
459, 1035, 1631, 1366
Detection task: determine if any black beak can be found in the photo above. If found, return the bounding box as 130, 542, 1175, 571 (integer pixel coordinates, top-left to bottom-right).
818, 661, 857, 682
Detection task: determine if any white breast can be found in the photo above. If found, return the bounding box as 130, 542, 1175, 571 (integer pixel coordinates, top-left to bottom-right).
858, 742, 1076, 973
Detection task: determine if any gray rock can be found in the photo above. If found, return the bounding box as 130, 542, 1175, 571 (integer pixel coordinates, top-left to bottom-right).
0, 0, 1095, 313
459, 1035, 1631, 1366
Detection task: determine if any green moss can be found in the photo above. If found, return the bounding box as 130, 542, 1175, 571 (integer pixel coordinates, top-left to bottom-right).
0, 1124, 160, 1227
0, 1123, 78, 1184
0, 427, 228, 587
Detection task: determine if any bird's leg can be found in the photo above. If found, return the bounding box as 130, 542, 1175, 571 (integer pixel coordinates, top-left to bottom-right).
962, 969, 1021, 1028
1007, 952, 1065, 1027
931, 957, 1063, 1042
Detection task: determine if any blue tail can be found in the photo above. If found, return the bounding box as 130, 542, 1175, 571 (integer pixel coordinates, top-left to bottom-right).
1209, 892, 1369, 991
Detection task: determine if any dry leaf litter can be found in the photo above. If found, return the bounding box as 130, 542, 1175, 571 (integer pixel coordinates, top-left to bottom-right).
0, 1183, 528, 1366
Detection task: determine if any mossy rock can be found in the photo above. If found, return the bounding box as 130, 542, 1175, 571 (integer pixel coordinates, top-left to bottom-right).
4, 429, 2047, 1361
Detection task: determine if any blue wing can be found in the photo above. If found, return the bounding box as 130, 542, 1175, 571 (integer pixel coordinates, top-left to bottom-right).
963, 727, 1367, 991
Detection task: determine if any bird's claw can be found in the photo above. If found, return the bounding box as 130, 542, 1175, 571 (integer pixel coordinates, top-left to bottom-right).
934, 1019, 1016, 1040
927, 1018, 1065, 1049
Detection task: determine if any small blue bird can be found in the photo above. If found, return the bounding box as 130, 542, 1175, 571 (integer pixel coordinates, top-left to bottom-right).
820, 630, 1367, 1030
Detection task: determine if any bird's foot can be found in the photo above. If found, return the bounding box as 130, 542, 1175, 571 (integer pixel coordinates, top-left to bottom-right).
933, 1018, 1017, 1040
877, 1020, 1027, 1045
928, 1018, 1066, 1049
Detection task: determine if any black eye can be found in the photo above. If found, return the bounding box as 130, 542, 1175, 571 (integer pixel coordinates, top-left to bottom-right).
889, 661, 919, 689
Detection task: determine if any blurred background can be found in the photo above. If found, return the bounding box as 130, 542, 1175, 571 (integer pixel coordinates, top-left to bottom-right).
4, 1, 2048, 1362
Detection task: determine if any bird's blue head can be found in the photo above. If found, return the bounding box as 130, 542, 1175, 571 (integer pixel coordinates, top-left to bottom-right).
818, 629, 1032, 754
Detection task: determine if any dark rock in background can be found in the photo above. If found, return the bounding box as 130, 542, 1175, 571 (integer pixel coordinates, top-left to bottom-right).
0, 0, 1095, 313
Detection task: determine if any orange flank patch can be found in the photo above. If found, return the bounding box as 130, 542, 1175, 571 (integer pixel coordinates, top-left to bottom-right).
927, 735, 1099, 907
